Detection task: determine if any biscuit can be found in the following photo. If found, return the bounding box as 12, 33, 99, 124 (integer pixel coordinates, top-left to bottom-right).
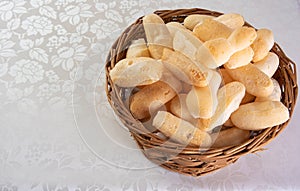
251, 29, 274, 62
162, 48, 212, 87
110, 57, 163, 87
130, 81, 177, 120
193, 19, 232, 42
231, 101, 289, 130
226, 63, 274, 97
253, 52, 279, 77
153, 111, 212, 147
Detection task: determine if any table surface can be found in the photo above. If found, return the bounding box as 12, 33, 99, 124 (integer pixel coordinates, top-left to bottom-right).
1, 0, 300, 190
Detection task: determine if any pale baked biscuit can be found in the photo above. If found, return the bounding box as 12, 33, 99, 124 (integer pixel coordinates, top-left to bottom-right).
193, 19, 232, 42
130, 81, 177, 120
215, 13, 244, 29
110, 57, 163, 87
253, 52, 279, 77
228, 26, 257, 52
225, 47, 254, 69
162, 48, 212, 87
251, 29, 274, 62
184, 14, 215, 30
153, 111, 212, 147
231, 101, 289, 130
226, 64, 274, 97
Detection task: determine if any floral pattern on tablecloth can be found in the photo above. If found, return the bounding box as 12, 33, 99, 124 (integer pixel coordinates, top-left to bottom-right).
0, 0, 300, 190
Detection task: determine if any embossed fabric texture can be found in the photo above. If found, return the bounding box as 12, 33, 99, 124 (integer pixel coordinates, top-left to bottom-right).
0, 0, 300, 190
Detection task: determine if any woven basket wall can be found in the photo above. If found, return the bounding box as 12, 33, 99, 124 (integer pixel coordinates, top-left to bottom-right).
105, 8, 298, 177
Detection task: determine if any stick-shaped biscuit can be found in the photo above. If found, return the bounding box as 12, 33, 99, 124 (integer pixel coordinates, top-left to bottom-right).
186, 71, 221, 118
193, 19, 233, 42
183, 14, 215, 30
253, 52, 279, 77
169, 94, 212, 130
185, 13, 244, 31
126, 39, 150, 58
208, 81, 246, 131
130, 81, 177, 120
215, 13, 245, 29
110, 57, 163, 87
186, 86, 214, 119
231, 101, 289, 130
251, 29, 274, 62
211, 127, 250, 148
226, 63, 274, 97
143, 14, 173, 59
195, 118, 213, 131
224, 47, 254, 69
153, 111, 212, 147
196, 38, 234, 69
228, 26, 257, 52
161, 48, 212, 87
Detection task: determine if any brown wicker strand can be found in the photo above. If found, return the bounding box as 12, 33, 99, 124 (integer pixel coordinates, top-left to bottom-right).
105, 8, 298, 177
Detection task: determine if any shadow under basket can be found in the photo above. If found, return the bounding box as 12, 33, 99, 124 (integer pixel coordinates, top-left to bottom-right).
105, 8, 298, 177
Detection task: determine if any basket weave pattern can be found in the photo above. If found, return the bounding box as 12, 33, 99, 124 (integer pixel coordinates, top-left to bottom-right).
105, 8, 298, 177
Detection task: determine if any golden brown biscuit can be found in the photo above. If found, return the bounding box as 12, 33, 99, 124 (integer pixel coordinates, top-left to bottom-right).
162, 48, 212, 87
226, 64, 274, 97
130, 81, 177, 120
251, 29, 274, 62
224, 47, 254, 69
204, 38, 234, 66
228, 26, 257, 52
215, 13, 245, 29
153, 111, 212, 147
231, 101, 289, 130
186, 71, 221, 118
183, 14, 215, 30
193, 19, 232, 42
186, 86, 214, 119
253, 52, 279, 77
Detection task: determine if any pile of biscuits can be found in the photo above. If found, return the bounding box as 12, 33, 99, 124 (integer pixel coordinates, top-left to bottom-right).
109, 13, 289, 148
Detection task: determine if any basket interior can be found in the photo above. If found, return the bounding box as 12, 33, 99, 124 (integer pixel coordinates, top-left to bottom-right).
105, 8, 298, 177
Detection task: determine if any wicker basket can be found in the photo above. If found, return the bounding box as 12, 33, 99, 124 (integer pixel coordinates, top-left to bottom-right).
105, 8, 298, 177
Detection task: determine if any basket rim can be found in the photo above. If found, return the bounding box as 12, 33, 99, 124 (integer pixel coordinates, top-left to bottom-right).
104, 8, 298, 177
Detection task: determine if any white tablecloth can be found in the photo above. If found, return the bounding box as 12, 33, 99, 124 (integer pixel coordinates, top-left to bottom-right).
1, 0, 300, 190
